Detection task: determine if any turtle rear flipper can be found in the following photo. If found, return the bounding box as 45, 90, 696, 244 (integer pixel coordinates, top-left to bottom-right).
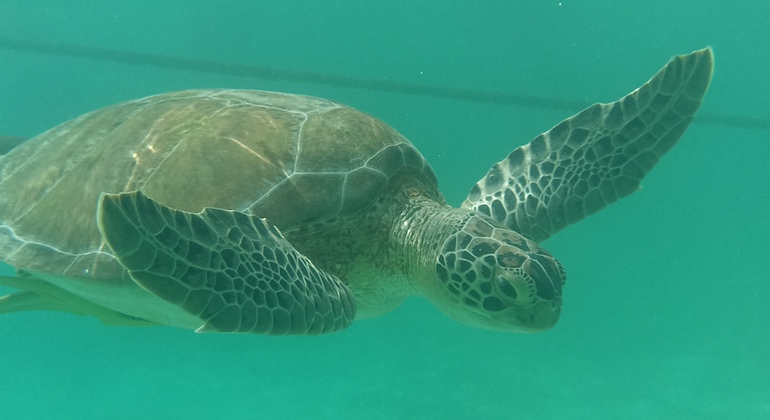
97, 191, 357, 335
463, 47, 714, 242
0, 136, 27, 155
0, 273, 155, 326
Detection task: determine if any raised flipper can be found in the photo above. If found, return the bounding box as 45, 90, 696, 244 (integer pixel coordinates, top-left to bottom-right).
463, 47, 714, 242
97, 191, 356, 335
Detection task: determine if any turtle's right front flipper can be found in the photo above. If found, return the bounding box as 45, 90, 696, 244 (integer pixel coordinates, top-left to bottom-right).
97, 191, 356, 335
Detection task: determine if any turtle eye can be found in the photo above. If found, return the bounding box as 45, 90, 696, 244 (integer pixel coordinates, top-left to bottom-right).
497, 275, 519, 300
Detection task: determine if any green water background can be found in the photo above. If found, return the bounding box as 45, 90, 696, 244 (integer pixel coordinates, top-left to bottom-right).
1, 1, 768, 418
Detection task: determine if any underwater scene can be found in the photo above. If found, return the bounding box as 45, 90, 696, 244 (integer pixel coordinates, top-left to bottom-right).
0, 1, 768, 418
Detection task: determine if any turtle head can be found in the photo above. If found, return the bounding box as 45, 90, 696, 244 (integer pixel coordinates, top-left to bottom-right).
434, 214, 566, 333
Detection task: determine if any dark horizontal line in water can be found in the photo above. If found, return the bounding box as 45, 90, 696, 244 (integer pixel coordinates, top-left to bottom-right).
1, 37, 767, 132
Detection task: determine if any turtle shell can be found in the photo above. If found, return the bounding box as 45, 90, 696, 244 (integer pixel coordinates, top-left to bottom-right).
0, 89, 438, 281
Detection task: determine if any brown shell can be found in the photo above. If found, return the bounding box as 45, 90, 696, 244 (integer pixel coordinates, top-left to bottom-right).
0, 89, 438, 280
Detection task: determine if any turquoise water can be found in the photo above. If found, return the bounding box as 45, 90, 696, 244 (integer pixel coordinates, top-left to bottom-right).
1, 1, 768, 418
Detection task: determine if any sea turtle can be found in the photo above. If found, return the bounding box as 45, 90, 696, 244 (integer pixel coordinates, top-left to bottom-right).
0, 48, 713, 335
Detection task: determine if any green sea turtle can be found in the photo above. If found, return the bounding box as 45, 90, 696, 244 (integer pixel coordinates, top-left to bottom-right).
0, 48, 713, 335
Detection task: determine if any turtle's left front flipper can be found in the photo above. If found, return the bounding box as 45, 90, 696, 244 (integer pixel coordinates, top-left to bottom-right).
97, 191, 356, 335
463, 47, 714, 242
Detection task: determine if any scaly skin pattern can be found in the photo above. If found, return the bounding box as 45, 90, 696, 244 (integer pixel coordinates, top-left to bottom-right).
387, 190, 565, 333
